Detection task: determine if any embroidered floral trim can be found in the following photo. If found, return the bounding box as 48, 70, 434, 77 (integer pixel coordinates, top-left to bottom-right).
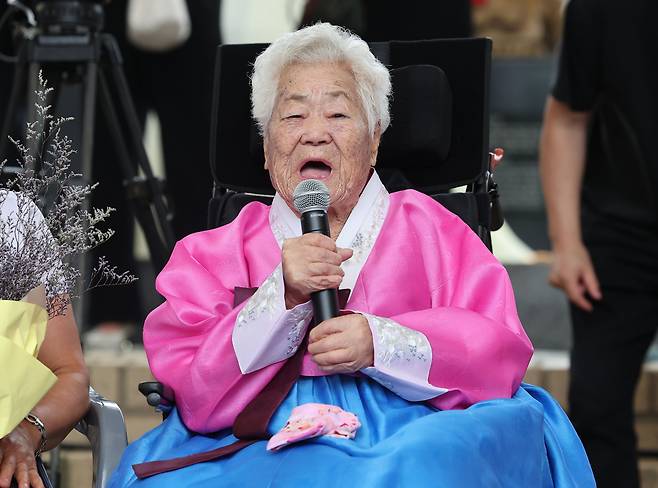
269, 207, 288, 247
236, 266, 283, 328
286, 307, 313, 355
368, 315, 430, 367
349, 188, 387, 264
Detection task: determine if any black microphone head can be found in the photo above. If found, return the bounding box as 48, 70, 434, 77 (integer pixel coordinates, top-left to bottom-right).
293, 179, 330, 213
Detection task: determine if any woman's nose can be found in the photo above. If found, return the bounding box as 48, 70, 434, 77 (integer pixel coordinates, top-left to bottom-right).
300, 117, 331, 146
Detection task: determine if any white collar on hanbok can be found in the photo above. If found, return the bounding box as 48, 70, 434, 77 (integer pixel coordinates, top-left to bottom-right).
269, 170, 390, 293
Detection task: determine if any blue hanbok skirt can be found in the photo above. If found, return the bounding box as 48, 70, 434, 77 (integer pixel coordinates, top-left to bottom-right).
110, 377, 594, 487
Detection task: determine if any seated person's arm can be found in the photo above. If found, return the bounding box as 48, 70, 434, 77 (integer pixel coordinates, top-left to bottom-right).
238, 211, 532, 409
0, 302, 89, 488
308, 207, 533, 409
365, 215, 532, 409
144, 218, 315, 434
231, 263, 313, 374
232, 232, 352, 374
31, 302, 90, 448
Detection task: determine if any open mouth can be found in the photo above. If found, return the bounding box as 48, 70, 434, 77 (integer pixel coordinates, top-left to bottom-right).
300, 160, 332, 180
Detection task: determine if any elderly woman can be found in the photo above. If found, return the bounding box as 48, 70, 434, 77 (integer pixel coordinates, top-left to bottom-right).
0, 191, 89, 488
111, 24, 593, 487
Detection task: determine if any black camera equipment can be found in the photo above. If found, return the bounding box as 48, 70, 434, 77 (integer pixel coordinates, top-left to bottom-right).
0, 0, 175, 272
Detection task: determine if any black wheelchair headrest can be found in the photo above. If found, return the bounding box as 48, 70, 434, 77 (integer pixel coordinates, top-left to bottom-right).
210, 38, 491, 195
245, 65, 453, 180
377, 64, 452, 171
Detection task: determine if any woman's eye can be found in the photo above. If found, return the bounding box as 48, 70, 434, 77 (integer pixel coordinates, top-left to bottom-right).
284, 114, 302, 120
331, 113, 347, 119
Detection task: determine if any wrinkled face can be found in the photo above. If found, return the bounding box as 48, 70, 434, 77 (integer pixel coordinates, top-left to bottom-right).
264, 62, 381, 218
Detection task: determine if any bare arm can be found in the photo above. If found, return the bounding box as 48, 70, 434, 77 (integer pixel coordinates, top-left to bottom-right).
539, 96, 601, 310
31, 302, 90, 448
0, 302, 89, 488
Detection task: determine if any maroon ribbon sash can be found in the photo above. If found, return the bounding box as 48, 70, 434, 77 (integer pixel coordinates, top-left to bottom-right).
133, 288, 350, 479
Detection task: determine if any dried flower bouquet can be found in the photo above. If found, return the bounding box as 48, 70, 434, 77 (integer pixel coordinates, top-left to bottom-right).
0, 73, 136, 317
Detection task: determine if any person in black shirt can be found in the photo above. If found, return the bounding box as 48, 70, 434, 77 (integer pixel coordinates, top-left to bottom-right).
539, 0, 658, 486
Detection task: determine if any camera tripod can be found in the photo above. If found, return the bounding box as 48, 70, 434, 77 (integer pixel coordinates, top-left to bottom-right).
0, 2, 175, 319
0, 8, 176, 487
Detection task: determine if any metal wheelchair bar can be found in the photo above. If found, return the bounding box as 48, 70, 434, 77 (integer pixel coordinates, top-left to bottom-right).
75, 387, 127, 488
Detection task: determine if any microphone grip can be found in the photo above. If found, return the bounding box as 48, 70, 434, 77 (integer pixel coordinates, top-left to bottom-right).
311, 290, 340, 325
300, 209, 340, 325
300, 209, 330, 235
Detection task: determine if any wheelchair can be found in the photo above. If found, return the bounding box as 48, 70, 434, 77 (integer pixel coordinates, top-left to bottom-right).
139, 35, 503, 416
206, 37, 501, 247
71, 36, 504, 487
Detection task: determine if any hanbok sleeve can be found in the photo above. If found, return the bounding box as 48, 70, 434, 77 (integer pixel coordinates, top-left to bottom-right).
143, 228, 305, 433
360, 315, 447, 401
232, 264, 313, 374
361, 206, 532, 410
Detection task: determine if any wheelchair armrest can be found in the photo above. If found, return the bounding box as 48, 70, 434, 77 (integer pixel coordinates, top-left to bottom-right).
75, 387, 127, 488
138, 381, 174, 410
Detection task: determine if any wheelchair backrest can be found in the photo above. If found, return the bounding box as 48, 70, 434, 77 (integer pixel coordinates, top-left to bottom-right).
208, 38, 493, 244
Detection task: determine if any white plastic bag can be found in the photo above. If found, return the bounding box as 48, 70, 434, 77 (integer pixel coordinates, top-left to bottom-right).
126, 0, 191, 52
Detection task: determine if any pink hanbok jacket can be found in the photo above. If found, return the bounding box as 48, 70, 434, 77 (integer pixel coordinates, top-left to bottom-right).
143, 172, 533, 434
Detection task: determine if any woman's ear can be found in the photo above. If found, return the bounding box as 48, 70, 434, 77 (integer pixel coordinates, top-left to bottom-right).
369, 123, 382, 167
263, 136, 270, 170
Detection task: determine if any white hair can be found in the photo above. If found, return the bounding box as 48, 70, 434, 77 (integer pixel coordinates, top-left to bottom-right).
251, 23, 391, 137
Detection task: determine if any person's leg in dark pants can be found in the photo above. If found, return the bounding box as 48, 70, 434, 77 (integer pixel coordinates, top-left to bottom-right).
569, 287, 658, 488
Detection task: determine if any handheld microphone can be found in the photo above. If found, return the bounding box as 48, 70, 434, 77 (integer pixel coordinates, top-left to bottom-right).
293, 179, 339, 325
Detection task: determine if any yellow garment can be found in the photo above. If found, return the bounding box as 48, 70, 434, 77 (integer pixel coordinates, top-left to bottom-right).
0, 299, 56, 438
